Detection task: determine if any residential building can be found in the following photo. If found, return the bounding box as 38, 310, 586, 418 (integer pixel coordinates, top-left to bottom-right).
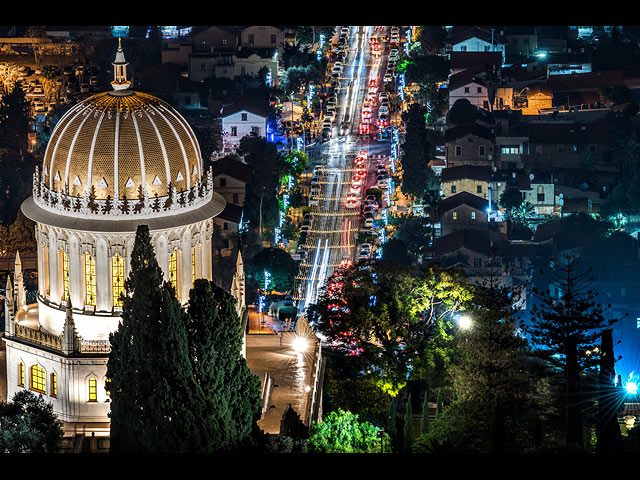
444, 122, 495, 168
210, 155, 252, 207
213, 95, 273, 152
441, 165, 492, 200
447, 26, 506, 62
439, 192, 489, 236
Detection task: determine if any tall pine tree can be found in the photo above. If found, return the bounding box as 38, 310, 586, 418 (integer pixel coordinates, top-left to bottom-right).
186, 279, 262, 451
528, 254, 617, 449
106, 225, 206, 453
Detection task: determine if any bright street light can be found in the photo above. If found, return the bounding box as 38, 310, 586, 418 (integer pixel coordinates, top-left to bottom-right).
458, 315, 472, 330
291, 336, 308, 353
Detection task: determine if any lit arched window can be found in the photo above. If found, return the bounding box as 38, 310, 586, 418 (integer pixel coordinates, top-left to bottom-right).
191, 249, 196, 286
112, 254, 125, 308
18, 362, 24, 387
30, 364, 46, 394
88, 377, 97, 402
85, 254, 96, 306
50, 373, 57, 398
169, 249, 178, 293
62, 250, 69, 302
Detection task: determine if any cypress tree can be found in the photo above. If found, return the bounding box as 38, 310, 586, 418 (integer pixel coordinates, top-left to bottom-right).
186, 279, 262, 451
106, 225, 206, 453
404, 393, 415, 453
420, 390, 430, 436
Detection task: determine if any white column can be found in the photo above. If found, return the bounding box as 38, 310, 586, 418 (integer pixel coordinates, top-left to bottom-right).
48, 232, 59, 303
181, 228, 192, 302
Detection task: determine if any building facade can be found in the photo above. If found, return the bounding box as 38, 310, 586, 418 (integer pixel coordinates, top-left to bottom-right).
3, 42, 228, 438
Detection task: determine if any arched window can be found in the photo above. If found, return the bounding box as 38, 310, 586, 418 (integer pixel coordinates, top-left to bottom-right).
85, 254, 96, 306
50, 373, 57, 398
18, 362, 24, 387
30, 364, 46, 394
112, 254, 125, 309
191, 248, 196, 287
88, 377, 97, 402
169, 249, 178, 293
62, 250, 69, 302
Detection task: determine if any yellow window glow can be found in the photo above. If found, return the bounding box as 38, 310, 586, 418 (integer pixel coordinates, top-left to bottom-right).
169, 249, 178, 292
62, 250, 69, 302
85, 254, 96, 306
112, 254, 125, 308
18, 363, 24, 387
191, 249, 195, 286
88, 377, 97, 402
30, 364, 46, 394
51, 373, 57, 398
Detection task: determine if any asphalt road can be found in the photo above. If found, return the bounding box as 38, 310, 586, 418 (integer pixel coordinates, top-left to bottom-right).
295, 26, 375, 311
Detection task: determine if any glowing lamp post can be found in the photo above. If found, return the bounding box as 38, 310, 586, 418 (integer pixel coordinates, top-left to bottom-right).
458, 315, 472, 330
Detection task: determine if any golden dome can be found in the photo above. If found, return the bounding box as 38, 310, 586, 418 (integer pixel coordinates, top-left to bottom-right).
42, 89, 203, 201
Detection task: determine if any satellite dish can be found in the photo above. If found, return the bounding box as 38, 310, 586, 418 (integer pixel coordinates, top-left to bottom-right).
487, 154, 492, 161
559, 193, 563, 198
529, 173, 534, 181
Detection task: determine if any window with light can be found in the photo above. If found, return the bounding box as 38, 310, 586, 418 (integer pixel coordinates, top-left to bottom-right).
62, 250, 69, 302
18, 362, 24, 387
112, 254, 125, 308
51, 373, 57, 398
169, 249, 178, 293
191, 249, 196, 286
88, 377, 97, 402
31, 364, 46, 394
85, 254, 96, 306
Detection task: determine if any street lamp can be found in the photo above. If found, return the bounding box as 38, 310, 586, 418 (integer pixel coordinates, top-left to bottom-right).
458, 314, 472, 330
377, 429, 385, 453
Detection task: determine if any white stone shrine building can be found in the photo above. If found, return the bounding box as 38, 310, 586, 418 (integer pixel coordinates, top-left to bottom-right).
2, 41, 240, 441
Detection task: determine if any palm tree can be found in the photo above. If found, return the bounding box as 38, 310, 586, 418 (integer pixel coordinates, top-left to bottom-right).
483, 65, 500, 112
512, 201, 534, 227
566, 151, 598, 189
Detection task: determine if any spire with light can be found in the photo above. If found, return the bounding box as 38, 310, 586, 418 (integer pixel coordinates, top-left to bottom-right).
111, 37, 131, 91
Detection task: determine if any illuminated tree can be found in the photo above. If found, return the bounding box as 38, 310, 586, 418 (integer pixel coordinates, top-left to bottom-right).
308, 409, 390, 453
308, 261, 472, 393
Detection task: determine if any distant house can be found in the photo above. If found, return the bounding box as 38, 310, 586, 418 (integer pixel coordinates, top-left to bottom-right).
439, 192, 489, 236
213, 95, 272, 152
444, 122, 495, 168
214, 203, 244, 257
210, 155, 252, 206
191, 26, 241, 51
522, 82, 553, 115
447, 26, 506, 62
523, 121, 614, 185
491, 170, 556, 216
447, 65, 494, 111
441, 165, 492, 200
449, 51, 503, 76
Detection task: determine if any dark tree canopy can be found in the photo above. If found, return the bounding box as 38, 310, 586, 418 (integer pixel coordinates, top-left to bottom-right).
0, 390, 63, 453
248, 247, 298, 292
